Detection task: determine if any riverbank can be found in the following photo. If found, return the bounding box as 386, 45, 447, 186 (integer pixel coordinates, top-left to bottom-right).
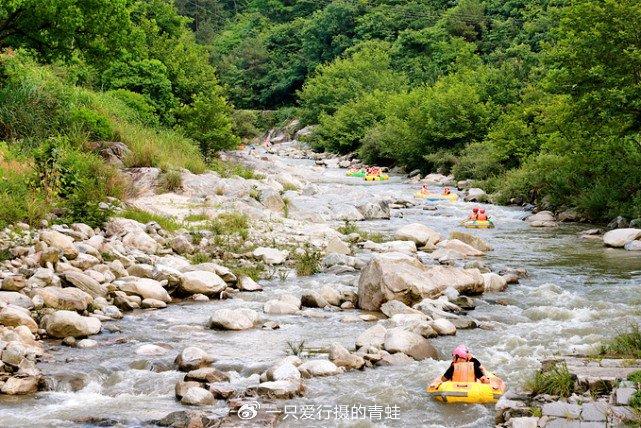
1, 139, 641, 427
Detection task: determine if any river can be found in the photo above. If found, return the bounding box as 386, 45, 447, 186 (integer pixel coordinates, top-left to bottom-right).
2, 145, 641, 427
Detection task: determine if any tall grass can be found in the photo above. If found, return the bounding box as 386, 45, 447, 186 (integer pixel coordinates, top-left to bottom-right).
598, 325, 641, 359
525, 362, 575, 397
120, 208, 182, 232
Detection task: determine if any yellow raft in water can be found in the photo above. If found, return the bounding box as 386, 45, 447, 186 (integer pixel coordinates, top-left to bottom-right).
427, 373, 506, 404
461, 219, 494, 229
415, 192, 459, 202
364, 174, 389, 181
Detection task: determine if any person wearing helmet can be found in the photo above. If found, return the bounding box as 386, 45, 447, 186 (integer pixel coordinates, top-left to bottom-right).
477, 208, 488, 221
431, 345, 489, 389
468, 207, 479, 220
443, 187, 451, 195
420, 184, 429, 195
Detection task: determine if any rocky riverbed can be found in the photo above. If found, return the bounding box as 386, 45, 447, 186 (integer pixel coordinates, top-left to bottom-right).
1, 139, 641, 427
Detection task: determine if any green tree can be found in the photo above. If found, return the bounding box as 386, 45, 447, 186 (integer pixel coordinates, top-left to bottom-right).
298, 40, 408, 123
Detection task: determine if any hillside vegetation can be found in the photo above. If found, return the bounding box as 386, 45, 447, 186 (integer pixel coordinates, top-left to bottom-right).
0, 0, 239, 228
197, 0, 641, 221
2, 0, 640, 226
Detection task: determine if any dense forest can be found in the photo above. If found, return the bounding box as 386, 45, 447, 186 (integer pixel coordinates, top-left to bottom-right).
1, 0, 640, 227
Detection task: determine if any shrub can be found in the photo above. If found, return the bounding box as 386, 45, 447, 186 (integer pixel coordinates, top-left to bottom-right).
293, 244, 322, 276
185, 213, 210, 222
176, 91, 240, 157
158, 170, 183, 193
107, 89, 159, 127
525, 362, 574, 398
189, 252, 211, 264
68, 107, 115, 141
209, 212, 249, 239
209, 158, 263, 179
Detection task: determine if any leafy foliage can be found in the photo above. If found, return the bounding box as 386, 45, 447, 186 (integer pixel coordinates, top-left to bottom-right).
525, 362, 575, 398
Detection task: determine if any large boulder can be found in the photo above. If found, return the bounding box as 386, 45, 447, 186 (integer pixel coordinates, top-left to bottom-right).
525, 211, 558, 227
208, 308, 259, 330
1, 376, 39, 395
383, 328, 438, 360
463, 188, 487, 202
0, 291, 34, 309
357, 253, 483, 311
35, 287, 93, 311
63, 271, 108, 298
180, 271, 226, 295
357, 201, 390, 220
394, 223, 441, 247
116, 278, 171, 302
40, 230, 78, 259
449, 231, 492, 252
0, 305, 38, 332
44, 310, 101, 338
603, 228, 641, 248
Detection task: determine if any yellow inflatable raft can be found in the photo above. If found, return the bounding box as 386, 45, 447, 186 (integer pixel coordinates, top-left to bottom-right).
364, 174, 389, 181
427, 373, 506, 404
415, 192, 459, 201
461, 219, 494, 229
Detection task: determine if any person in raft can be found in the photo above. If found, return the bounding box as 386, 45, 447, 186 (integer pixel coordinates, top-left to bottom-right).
468, 207, 479, 220
443, 187, 451, 195
433, 345, 489, 387
477, 208, 488, 221
420, 184, 429, 194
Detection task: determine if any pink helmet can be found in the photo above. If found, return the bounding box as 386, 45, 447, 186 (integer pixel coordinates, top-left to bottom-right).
452, 344, 470, 359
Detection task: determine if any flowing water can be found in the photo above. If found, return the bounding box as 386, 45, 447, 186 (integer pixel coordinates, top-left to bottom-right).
2, 149, 641, 427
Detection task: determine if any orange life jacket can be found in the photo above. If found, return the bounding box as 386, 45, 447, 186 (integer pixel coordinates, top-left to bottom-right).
451, 362, 476, 382
468, 213, 478, 220
477, 213, 488, 221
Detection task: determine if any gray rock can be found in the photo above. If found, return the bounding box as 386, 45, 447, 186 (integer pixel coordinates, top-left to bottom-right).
580, 401, 607, 421
44, 310, 102, 338
180, 387, 215, 406
208, 308, 259, 330
0, 305, 38, 333
298, 359, 342, 377
615, 387, 636, 405
175, 347, 213, 371
35, 287, 93, 311
541, 402, 581, 418
256, 380, 304, 399
180, 271, 226, 295
1, 376, 39, 395
64, 271, 108, 298
383, 328, 438, 360
356, 324, 387, 349
301, 291, 328, 308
